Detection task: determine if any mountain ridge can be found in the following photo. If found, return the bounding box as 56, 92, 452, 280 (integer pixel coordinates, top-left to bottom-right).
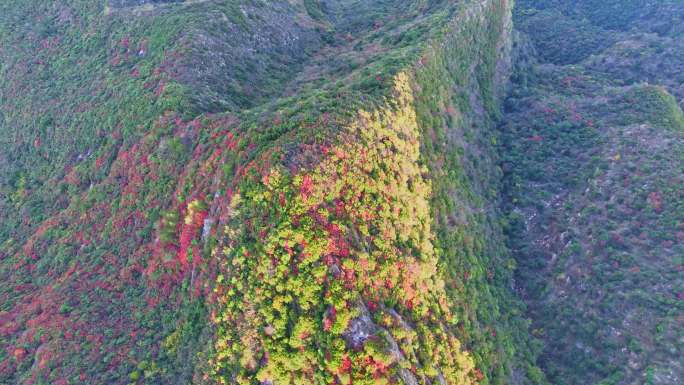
1, 1, 544, 384
1, 1, 683, 384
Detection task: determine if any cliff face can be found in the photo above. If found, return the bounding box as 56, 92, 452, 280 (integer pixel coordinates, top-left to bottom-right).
0, 1, 543, 384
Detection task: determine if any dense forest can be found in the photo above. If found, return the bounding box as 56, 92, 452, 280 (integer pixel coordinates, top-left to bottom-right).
506, 2, 684, 384
0, 1, 681, 385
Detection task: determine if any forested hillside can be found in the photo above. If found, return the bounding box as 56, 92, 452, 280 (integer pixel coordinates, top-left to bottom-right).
0, 1, 544, 384
1, 1, 682, 385
505, 1, 684, 384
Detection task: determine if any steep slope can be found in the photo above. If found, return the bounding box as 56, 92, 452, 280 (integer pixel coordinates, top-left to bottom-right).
0, 1, 326, 383
0, 1, 543, 384
503, 1, 684, 384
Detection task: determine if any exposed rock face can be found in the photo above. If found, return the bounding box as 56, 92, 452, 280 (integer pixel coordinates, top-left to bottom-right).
343, 304, 420, 385
343, 308, 377, 350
